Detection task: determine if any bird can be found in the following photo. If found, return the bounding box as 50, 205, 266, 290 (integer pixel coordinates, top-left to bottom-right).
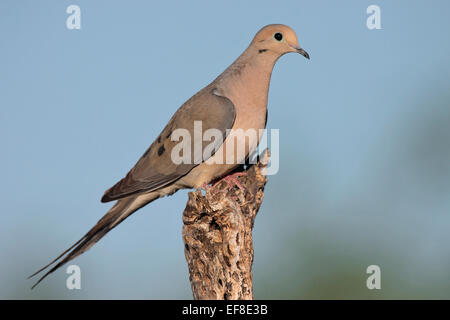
29, 24, 309, 288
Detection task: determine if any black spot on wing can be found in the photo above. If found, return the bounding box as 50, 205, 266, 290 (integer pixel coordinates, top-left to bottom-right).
259, 49, 268, 53
157, 145, 165, 156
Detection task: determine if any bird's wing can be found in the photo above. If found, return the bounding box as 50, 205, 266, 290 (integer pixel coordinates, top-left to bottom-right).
101, 87, 235, 202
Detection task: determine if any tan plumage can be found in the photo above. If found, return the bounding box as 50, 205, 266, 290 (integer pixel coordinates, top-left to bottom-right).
29, 24, 309, 288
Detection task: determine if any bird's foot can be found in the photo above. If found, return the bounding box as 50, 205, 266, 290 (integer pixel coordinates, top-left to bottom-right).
213, 171, 247, 193
197, 182, 212, 194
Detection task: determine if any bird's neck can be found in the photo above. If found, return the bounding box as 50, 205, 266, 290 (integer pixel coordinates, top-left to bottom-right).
215, 47, 280, 111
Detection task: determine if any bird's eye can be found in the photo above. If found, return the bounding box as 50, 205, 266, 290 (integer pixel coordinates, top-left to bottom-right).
274, 32, 283, 41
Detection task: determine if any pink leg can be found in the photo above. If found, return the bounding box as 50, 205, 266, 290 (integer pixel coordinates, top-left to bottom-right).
213, 171, 247, 192
198, 182, 211, 192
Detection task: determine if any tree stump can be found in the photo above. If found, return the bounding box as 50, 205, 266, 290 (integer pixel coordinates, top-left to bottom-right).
182, 150, 270, 300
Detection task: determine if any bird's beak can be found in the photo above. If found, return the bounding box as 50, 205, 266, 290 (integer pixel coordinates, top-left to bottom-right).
297, 48, 310, 59
291, 44, 310, 60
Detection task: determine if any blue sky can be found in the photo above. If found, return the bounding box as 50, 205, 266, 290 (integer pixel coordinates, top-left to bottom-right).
1, 0, 450, 298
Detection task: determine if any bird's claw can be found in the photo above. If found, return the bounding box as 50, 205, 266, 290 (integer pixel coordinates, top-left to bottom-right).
213, 172, 247, 193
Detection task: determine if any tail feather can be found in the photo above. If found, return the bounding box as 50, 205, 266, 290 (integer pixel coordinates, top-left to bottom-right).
29, 194, 156, 289
27, 237, 85, 280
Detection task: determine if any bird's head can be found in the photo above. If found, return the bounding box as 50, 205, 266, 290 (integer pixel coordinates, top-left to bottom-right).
251, 24, 309, 59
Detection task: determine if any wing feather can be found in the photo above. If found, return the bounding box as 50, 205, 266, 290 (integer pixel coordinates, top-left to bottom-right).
101, 87, 235, 202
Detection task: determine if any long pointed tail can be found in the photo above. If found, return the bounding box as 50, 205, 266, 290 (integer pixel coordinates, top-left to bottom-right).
29, 192, 159, 289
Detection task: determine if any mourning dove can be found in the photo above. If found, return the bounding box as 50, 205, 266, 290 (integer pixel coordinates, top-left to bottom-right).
29, 24, 309, 288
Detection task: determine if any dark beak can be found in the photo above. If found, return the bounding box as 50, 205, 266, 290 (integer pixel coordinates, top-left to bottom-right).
296, 47, 310, 60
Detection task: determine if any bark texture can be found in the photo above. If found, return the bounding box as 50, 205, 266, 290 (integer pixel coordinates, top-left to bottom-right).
182, 150, 270, 300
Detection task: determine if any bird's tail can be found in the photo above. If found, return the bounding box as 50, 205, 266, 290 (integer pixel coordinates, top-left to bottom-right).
28, 192, 159, 289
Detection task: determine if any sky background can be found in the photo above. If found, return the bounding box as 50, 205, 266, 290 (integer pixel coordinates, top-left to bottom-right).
1, 0, 450, 299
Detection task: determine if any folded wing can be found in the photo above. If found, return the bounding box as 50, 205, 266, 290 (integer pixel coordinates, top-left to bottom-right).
101, 87, 235, 202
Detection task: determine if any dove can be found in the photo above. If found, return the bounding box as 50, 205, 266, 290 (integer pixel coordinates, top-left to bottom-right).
29, 24, 309, 288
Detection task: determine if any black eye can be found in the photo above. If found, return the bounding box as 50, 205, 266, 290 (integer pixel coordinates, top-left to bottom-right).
274, 32, 283, 41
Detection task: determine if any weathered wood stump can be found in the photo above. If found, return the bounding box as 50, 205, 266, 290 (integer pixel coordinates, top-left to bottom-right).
182, 150, 270, 300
